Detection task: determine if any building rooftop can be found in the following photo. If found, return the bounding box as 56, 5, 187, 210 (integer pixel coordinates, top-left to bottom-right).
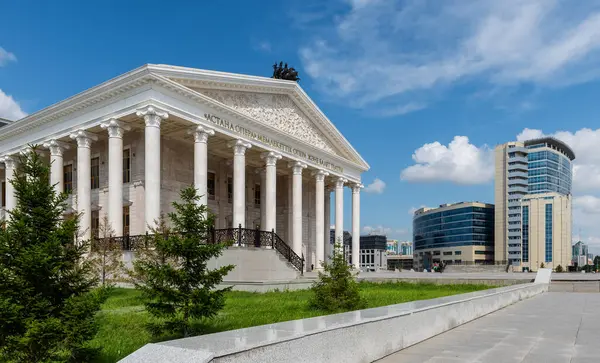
524, 137, 576, 161
413, 201, 494, 216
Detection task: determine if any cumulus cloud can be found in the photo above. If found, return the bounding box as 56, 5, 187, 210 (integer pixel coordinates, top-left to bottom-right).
0, 89, 26, 121
363, 225, 409, 238
0, 47, 17, 66
364, 177, 386, 194
400, 136, 493, 184
299, 0, 600, 110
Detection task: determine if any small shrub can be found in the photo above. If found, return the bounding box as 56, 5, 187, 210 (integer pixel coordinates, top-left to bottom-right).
555, 264, 564, 273
309, 241, 366, 312
540, 262, 545, 268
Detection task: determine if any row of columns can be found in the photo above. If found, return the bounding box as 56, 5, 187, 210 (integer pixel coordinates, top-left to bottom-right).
1, 105, 362, 269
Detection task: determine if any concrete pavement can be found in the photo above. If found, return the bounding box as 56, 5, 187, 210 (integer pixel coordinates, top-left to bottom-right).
376, 292, 600, 363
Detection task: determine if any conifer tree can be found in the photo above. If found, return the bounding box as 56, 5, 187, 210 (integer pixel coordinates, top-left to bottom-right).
133, 187, 234, 337
309, 240, 366, 312
0, 147, 102, 362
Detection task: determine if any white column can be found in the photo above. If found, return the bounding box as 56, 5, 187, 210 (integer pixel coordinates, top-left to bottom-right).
256, 168, 266, 230
261, 151, 282, 232
190, 126, 214, 208
100, 119, 131, 236
2, 156, 17, 212
334, 177, 347, 248
228, 140, 252, 228
136, 106, 168, 231
289, 161, 307, 255
351, 183, 363, 269
43, 140, 70, 196
313, 169, 329, 268
70, 130, 98, 241
324, 186, 331, 261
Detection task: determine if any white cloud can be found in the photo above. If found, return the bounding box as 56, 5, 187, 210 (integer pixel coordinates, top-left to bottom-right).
364, 177, 386, 194
255, 41, 272, 53
363, 225, 409, 238
0, 47, 17, 66
517, 127, 600, 191
378, 102, 426, 117
300, 0, 600, 110
400, 136, 493, 184
574, 195, 600, 214
0, 89, 26, 121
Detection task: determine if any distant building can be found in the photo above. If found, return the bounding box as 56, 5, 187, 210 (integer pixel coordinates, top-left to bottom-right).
386, 239, 399, 255
520, 193, 572, 271
359, 235, 387, 271
572, 241, 588, 267
495, 138, 575, 266
413, 202, 495, 271
329, 229, 352, 264
400, 241, 413, 256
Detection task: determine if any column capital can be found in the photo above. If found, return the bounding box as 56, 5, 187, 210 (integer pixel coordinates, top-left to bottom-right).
228, 139, 252, 156
1, 155, 17, 169
312, 169, 329, 182
101, 118, 131, 138
288, 161, 307, 175
351, 183, 364, 194
261, 151, 282, 166
43, 139, 70, 156
335, 177, 348, 188
188, 125, 215, 143
69, 130, 98, 148
136, 106, 169, 128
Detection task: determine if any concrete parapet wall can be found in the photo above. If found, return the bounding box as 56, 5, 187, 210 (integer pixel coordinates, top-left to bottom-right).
121, 281, 548, 363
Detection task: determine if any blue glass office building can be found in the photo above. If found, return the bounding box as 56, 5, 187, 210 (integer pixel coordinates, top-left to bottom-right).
413, 202, 495, 270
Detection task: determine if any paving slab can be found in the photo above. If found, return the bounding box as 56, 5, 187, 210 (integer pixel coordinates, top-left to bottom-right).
376, 293, 600, 363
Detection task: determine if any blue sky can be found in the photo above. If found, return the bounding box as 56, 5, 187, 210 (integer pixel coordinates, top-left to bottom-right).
2, 0, 600, 251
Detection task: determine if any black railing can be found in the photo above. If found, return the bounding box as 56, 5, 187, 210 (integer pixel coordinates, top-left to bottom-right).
91, 225, 304, 273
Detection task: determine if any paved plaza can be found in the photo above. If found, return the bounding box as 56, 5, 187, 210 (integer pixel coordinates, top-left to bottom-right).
377, 292, 600, 363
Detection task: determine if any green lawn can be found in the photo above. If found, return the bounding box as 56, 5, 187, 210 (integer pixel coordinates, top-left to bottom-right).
90, 282, 491, 362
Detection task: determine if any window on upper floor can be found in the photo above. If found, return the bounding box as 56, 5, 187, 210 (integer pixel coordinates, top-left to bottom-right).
123, 149, 131, 183
64, 164, 73, 194
227, 177, 233, 203
207, 172, 216, 200
91, 157, 100, 189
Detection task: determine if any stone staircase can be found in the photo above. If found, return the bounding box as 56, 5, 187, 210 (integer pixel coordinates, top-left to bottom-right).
207, 247, 301, 282
444, 264, 509, 273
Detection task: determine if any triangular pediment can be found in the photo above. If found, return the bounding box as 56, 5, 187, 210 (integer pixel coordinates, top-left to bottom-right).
190, 88, 342, 156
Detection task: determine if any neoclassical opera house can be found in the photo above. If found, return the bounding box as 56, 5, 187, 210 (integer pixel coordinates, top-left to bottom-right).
0, 65, 369, 275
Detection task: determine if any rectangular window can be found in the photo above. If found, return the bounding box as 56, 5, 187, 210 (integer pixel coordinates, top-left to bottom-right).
123, 206, 130, 236
545, 204, 553, 263
91, 210, 99, 238
123, 149, 131, 183
91, 157, 100, 189
64, 164, 73, 194
522, 206, 529, 262
227, 177, 233, 203
455, 251, 462, 255
207, 172, 215, 200
443, 251, 452, 255
254, 184, 261, 206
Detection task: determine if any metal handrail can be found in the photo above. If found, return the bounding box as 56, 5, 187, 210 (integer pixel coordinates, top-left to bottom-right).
91, 224, 305, 273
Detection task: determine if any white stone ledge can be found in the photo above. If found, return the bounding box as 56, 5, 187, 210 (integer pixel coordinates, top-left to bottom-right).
120, 281, 548, 363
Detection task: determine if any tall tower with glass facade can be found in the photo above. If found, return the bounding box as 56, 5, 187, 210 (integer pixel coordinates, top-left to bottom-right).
495, 137, 575, 268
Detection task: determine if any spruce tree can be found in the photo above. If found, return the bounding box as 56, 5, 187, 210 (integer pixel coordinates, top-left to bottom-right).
0, 147, 102, 362
309, 240, 366, 312
133, 186, 234, 337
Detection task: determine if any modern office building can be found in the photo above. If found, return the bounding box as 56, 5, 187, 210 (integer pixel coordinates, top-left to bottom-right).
0, 64, 369, 273
386, 239, 398, 255
413, 202, 495, 270
495, 137, 575, 267
572, 241, 589, 267
359, 234, 387, 271
520, 193, 571, 270
400, 241, 413, 256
